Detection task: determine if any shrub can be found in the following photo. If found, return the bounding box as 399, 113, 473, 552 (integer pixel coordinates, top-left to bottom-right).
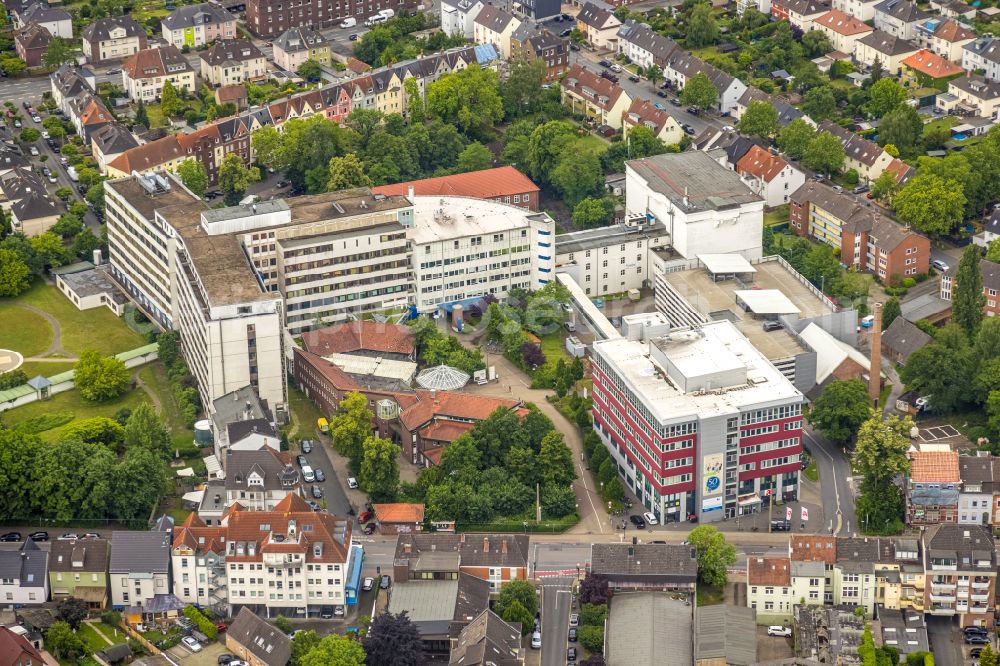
578, 625, 605, 652
579, 603, 608, 627
16, 411, 75, 434
101, 611, 122, 627
902, 277, 916, 288
0, 370, 28, 390
182, 605, 218, 640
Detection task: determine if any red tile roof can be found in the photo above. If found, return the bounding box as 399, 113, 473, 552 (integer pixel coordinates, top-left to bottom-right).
399, 390, 522, 431
346, 57, 370, 74
790, 535, 837, 563
885, 158, 915, 185
0, 627, 43, 666
224, 494, 351, 564
902, 49, 964, 78
910, 450, 960, 482
372, 166, 539, 202
748, 555, 791, 586
373, 503, 425, 524
934, 18, 975, 42
561, 64, 628, 112
623, 98, 676, 138
736, 144, 790, 184
814, 9, 873, 35
420, 420, 475, 443
301, 320, 415, 357
172, 513, 227, 554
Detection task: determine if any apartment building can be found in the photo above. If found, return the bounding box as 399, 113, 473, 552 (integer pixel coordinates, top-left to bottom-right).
623, 98, 683, 146
160, 2, 236, 48
473, 5, 521, 58
81, 16, 147, 64
662, 50, 747, 115
591, 316, 805, 523
616, 19, 679, 70
854, 30, 920, 76
914, 17, 975, 62
171, 514, 228, 611
272, 27, 330, 72
832, 0, 880, 21
770, 0, 831, 30
901, 49, 964, 88
121, 45, 196, 102
576, 1, 620, 50
747, 556, 794, 620
922, 524, 996, 627
938, 75, 1000, 120
625, 151, 764, 261
908, 450, 960, 526
940, 258, 1000, 317
224, 494, 356, 617
14, 23, 49, 68
199, 39, 268, 86
373, 167, 541, 212
555, 219, 671, 297
225, 448, 300, 510
958, 455, 998, 525
735, 145, 805, 208
963, 37, 1000, 82
510, 25, 568, 81
393, 534, 530, 593
441, 0, 484, 39
789, 181, 929, 280
109, 529, 171, 608
873, 0, 928, 40
244, 0, 419, 38
91, 122, 139, 175
811, 10, 874, 54
12, 1, 70, 38
560, 64, 632, 129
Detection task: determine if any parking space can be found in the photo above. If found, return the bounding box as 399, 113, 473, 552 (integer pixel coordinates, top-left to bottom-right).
756, 626, 794, 662
168, 639, 228, 666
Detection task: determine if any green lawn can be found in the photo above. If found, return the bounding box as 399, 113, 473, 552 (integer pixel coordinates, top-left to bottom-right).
12, 283, 146, 357
2, 386, 150, 441
697, 583, 725, 606
286, 385, 324, 442
139, 363, 196, 449
577, 133, 610, 154
803, 461, 819, 482
764, 205, 790, 227
77, 623, 113, 654
0, 300, 52, 357
15, 361, 77, 379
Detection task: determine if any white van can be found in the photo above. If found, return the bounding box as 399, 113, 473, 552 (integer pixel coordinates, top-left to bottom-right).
302, 465, 315, 483
339, 17, 356, 27
364, 13, 388, 26
378, 8, 394, 18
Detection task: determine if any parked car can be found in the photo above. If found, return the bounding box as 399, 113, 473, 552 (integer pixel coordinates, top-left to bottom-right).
656, 90, 668, 98
82, 533, 99, 539
600, 71, 619, 83
13, 120, 21, 128
966, 635, 990, 645
277, 180, 291, 188
334, 606, 345, 617
380, 575, 391, 589
22, 101, 31, 109
306, 500, 321, 511
629, 515, 646, 529
311, 484, 323, 499
683, 125, 696, 135
598, 59, 611, 68
568, 628, 577, 642
348, 477, 359, 489
643, 511, 658, 525
41, 131, 48, 139
58, 533, 79, 540
349, 33, 359, 40
569, 613, 578, 627
931, 259, 949, 272
363, 523, 377, 535
964, 627, 988, 636
0, 532, 21, 542
28, 531, 48, 542
314, 468, 325, 482
301, 439, 312, 454
296, 455, 307, 467
218, 655, 235, 665
628, 75, 640, 82
359, 511, 373, 523
106, 68, 120, 75
670, 98, 681, 106
767, 626, 792, 637
29, 146, 38, 156
362, 577, 375, 591
181, 637, 202, 652
567, 647, 577, 662
686, 107, 700, 115
569, 42, 580, 51
971, 648, 985, 659
609, 63, 622, 72
31, 115, 41, 123
763, 320, 783, 332
531, 631, 542, 649
771, 520, 791, 532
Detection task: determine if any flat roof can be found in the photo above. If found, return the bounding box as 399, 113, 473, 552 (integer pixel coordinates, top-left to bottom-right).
324, 353, 416, 382
734, 289, 801, 315
607, 593, 691, 666
409, 195, 550, 244
699, 253, 756, 275
627, 151, 762, 214
556, 221, 668, 256
386, 579, 457, 622
556, 273, 620, 341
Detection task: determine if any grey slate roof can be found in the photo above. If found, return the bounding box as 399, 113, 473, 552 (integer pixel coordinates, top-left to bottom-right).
200, 39, 263, 67
81, 16, 145, 42
943, 257, 1000, 293
449, 608, 523, 666
212, 385, 273, 436
959, 455, 994, 486
577, 1, 615, 29
161, 2, 233, 31
695, 605, 757, 666
395, 534, 530, 569
18, 2, 70, 24
950, 74, 1000, 100
964, 36, 1000, 65
474, 4, 516, 33
881, 317, 932, 362
874, 0, 929, 22
109, 531, 171, 574
11, 189, 58, 222
617, 19, 679, 63
228, 608, 292, 666
924, 523, 995, 564
91, 122, 139, 155
273, 26, 327, 55
49, 538, 109, 573
857, 29, 919, 55
224, 448, 299, 491
0, 540, 47, 588
626, 151, 762, 213
590, 543, 698, 579
388, 573, 491, 638
877, 607, 929, 655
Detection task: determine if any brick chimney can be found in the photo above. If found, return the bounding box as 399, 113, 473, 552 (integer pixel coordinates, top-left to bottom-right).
869, 302, 883, 407
501, 539, 507, 555
483, 537, 489, 552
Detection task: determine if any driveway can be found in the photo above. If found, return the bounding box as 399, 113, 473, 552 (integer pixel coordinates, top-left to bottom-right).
927, 616, 962, 666
168, 639, 228, 666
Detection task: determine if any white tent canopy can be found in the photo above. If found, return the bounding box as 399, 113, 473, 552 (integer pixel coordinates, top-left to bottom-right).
734, 289, 800, 315
416, 364, 470, 391
698, 254, 757, 276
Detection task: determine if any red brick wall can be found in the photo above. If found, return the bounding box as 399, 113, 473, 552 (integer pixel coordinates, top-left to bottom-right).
788, 200, 808, 237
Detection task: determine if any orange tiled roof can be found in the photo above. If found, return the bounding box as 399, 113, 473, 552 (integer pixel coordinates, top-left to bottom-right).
223, 493, 350, 564
172, 513, 227, 554
372, 166, 538, 201
814, 9, 873, 35
902, 49, 964, 78
790, 535, 837, 564
301, 320, 415, 356
420, 420, 475, 443
748, 555, 791, 586
736, 144, 789, 183
624, 97, 675, 137
373, 503, 425, 524
399, 390, 522, 431
910, 450, 960, 482
934, 18, 975, 42
560, 64, 627, 112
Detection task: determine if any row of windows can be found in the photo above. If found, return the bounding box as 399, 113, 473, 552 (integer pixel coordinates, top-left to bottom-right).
741, 404, 802, 425
761, 454, 801, 469
742, 437, 800, 454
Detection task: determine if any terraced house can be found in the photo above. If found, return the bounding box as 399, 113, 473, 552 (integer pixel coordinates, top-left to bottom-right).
49, 538, 109, 609
272, 26, 330, 72
160, 1, 237, 48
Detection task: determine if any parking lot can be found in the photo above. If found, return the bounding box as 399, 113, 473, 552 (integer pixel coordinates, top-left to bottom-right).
294, 438, 354, 519
167, 638, 229, 666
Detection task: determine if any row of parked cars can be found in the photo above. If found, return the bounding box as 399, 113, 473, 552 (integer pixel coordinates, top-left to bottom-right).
0, 531, 100, 542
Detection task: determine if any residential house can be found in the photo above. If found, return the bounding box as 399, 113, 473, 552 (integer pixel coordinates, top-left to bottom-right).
209, 385, 278, 459
934, 0, 977, 19
199, 39, 268, 86
937, 75, 1000, 119
908, 449, 961, 525
372, 504, 425, 535
616, 19, 678, 70
733, 87, 811, 126
50, 64, 96, 115
0, 540, 48, 607
170, 514, 227, 612
560, 64, 632, 129
48, 538, 109, 608
963, 36, 1000, 82
959, 455, 995, 526
914, 18, 975, 62
901, 49, 964, 89
272, 27, 331, 72
833, 537, 891, 616
90, 122, 140, 175
818, 120, 894, 181
921, 523, 996, 627
14, 23, 49, 68
12, 2, 70, 38
510, 25, 568, 81
747, 556, 794, 620
394, 534, 530, 592
109, 529, 171, 609
449, 609, 524, 666
589, 543, 698, 593
81, 16, 147, 64
788, 181, 930, 280
473, 5, 520, 59
833, 0, 880, 22
854, 30, 920, 75
811, 10, 874, 55
160, 2, 237, 49
576, 1, 621, 50
874, 0, 929, 40
226, 608, 292, 666
0, 627, 43, 666
622, 97, 683, 146
225, 494, 357, 617
771, 0, 831, 30
974, 206, 1000, 248
881, 316, 933, 365
735, 144, 805, 208
68, 92, 113, 145
215, 84, 248, 111
441, 0, 484, 39
121, 45, 197, 102
388, 573, 491, 655
224, 448, 300, 510
662, 51, 747, 115
4, 169, 59, 237
941, 258, 1000, 317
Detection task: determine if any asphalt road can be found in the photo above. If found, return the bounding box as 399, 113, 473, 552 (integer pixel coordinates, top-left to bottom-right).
295, 438, 355, 519
540, 579, 572, 666
927, 616, 963, 666
803, 426, 855, 535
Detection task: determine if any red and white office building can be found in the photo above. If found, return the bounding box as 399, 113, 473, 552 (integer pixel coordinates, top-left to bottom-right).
591, 314, 806, 523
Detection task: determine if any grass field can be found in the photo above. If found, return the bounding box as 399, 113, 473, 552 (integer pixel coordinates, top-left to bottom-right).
139, 363, 196, 449
697, 583, 725, 606
77, 623, 113, 654
577, 133, 610, 154
286, 385, 323, 442
2, 386, 149, 441
0, 300, 52, 357
15, 361, 77, 378
764, 205, 790, 227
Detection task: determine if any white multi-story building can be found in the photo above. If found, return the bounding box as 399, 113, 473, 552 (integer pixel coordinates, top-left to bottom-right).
409, 196, 556, 312
625, 152, 764, 262
0, 540, 48, 607
441, 0, 483, 39
555, 218, 671, 297
110, 530, 172, 608
964, 37, 1000, 82
171, 514, 228, 612
591, 314, 805, 523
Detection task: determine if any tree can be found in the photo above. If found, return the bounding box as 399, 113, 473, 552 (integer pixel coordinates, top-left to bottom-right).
679, 72, 718, 111
870, 171, 899, 203
0, 56, 26, 76
455, 141, 493, 173
403, 76, 424, 124
578, 626, 605, 653
801, 243, 841, 291
539, 430, 576, 488
496, 579, 538, 618
777, 118, 816, 160
893, 173, 965, 236
160, 79, 183, 118
273, 616, 293, 634
802, 131, 845, 174
866, 79, 907, 118
579, 574, 609, 605
852, 414, 912, 486
801, 29, 832, 57
550, 149, 602, 207
646, 63, 663, 86
988, 239, 1000, 263
500, 599, 535, 636
45, 622, 85, 661
362, 612, 424, 665
979, 645, 998, 666
0, 248, 31, 296
426, 64, 503, 140
134, 99, 149, 128
869, 57, 885, 84
123, 401, 172, 459
807, 379, 872, 444
882, 297, 901, 331
326, 153, 371, 191
802, 86, 837, 121
297, 59, 322, 81
879, 105, 923, 153
74, 350, 130, 402
329, 392, 374, 471
738, 100, 779, 139
299, 634, 365, 666
71, 228, 101, 261
42, 38, 75, 67
953, 245, 986, 338
572, 197, 614, 229
687, 525, 736, 587
62, 417, 125, 451
359, 436, 400, 502
500, 56, 549, 119
686, 1, 719, 48
217, 153, 260, 206
57, 597, 89, 630
177, 159, 208, 198
290, 631, 321, 666
19, 127, 40, 144
901, 339, 971, 414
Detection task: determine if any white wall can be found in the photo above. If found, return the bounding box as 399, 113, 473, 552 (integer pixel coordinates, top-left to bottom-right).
111, 572, 169, 607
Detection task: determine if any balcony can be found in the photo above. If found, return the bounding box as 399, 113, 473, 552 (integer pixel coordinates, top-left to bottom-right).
930, 593, 957, 604
972, 593, 990, 603
971, 605, 992, 614
973, 580, 991, 590
931, 581, 957, 592
929, 606, 956, 615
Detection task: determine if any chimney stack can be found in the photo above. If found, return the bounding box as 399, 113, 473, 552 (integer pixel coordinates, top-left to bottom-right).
869, 302, 883, 407
483, 537, 489, 552
501, 539, 507, 554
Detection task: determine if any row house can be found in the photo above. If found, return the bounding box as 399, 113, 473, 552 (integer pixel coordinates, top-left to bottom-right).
560, 64, 632, 130
908, 449, 960, 525
91, 122, 139, 175
958, 454, 1000, 526
510, 24, 568, 81
121, 45, 197, 103
733, 87, 811, 126
50, 64, 97, 116
110, 527, 172, 609
789, 180, 930, 280
963, 37, 1000, 82
441, 0, 484, 39
811, 9, 873, 55
81, 16, 147, 65
473, 4, 520, 59
393, 533, 529, 593
171, 514, 228, 612
68, 92, 113, 145
199, 39, 269, 87
735, 144, 805, 208
271, 26, 331, 72
623, 97, 683, 146
914, 17, 975, 62
937, 75, 1000, 119
854, 30, 920, 76
818, 120, 893, 182
576, 1, 621, 51
49, 538, 109, 609
616, 19, 678, 70
873, 0, 928, 41
244, 0, 419, 38
770, 0, 831, 30
160, 2, 237, 49
941, 258, 1000, 318
661, 49, 747, 115
0, 540, 48, 607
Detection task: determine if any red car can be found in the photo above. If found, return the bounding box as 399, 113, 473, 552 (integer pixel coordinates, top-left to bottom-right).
215, 623, 227, 633
358, 511, 373, 524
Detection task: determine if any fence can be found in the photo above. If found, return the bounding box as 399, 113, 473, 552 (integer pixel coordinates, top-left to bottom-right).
757, 255, 840, 313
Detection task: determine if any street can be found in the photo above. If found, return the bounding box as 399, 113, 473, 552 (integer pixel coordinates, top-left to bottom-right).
803, 427, 855, 535
540, 579, 572, 666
